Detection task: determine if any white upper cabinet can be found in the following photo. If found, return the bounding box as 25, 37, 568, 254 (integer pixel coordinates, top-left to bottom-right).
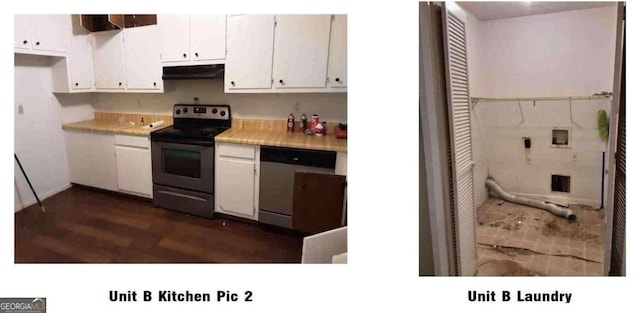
124, 25, 163, 90
51, 34, 95, 93
158, 15, 190, 63
14, 15, 71, 56
158, 14, 226, 66
272, 15, 332, 89
225, 15, 275, 90
92, 30, 126, 90
189, 15, 226, 62
327, 15, 347, 88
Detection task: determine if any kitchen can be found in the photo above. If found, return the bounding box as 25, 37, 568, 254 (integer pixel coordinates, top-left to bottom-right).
14, 14, 348, 264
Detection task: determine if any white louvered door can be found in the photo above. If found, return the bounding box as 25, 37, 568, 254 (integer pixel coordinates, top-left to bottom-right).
442, 2, 477, 276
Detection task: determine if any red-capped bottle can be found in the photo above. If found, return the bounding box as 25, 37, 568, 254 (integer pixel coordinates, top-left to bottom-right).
287, 113, 295, 133
299, 113, 308, 132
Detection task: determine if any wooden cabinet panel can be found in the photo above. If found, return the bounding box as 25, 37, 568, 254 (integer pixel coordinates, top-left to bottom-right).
292, 172, 346, 234
272, 15, 331, 89
226, 15, 275, 90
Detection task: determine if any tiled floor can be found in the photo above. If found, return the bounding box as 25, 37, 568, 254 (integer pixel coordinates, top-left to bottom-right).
475, 198, 604, 276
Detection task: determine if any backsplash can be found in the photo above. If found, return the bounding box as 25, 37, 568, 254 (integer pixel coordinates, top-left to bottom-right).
94, 112, 173, 125
92, 80, 348, 123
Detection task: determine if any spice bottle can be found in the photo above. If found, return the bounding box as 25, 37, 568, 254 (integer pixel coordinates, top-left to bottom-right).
287, 113, 295, 133
299, 113, 308, 133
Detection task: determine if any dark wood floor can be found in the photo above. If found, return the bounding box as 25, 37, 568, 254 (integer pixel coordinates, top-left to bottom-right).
15, 186, 303, 263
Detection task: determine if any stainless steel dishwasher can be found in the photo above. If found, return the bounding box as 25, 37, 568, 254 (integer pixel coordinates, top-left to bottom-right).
258, 146, 337, 228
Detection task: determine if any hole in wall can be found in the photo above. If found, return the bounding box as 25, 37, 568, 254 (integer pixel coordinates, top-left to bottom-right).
552, 129, 569, 146
551, 175, 571, 193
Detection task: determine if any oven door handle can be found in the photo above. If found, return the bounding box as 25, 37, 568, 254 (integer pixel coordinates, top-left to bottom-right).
151, 138, 214, 146
157, 190, 207, 202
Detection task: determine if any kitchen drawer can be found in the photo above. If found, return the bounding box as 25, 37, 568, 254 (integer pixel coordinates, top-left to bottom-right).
217, 142, 255, 159
115, 134, 150, 148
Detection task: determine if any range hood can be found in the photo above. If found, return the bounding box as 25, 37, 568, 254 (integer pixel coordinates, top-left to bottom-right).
162, 64, 225, 80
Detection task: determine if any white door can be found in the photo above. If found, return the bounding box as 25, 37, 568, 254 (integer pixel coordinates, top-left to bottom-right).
14, 15, 31, 50
327, 15, 347, 88
28, 14, 70, 53
124, 25, 162, 90
216, 158, 255, 217
115, 146, 152, 197
158, 14, 190, 63
93, 30, 126, 90
189, 15, 227, 62
272, 15, 331, 89
68, 34, 94, 90
66, 131, 118, 191
442, 2, 477, 276
226, 15, 275, 90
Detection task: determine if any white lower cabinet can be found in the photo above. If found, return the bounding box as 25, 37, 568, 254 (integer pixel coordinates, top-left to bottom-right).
215, 142, 259, 220
66, 131, 118, 191
115, 135, 152, 198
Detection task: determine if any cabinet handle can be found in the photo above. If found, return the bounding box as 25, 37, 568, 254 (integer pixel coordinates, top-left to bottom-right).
75, 82, 79, 86
153, 82, 157, 87
36, 41, 40, 46
183, 53, 187, 58
23, 40, 28, 44
279, 79, 284, 85
119, 82, 122, 86
195, 52, 199, 57
335, 77, 340, 82
231, 81, 235, 86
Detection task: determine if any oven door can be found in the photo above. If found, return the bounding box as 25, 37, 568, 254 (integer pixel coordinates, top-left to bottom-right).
151, 139, 214, 193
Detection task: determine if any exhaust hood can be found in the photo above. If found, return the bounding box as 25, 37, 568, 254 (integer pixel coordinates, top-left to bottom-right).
162, 64, 225, 80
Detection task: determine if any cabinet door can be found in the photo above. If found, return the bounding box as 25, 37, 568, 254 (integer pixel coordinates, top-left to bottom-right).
28, 15, 70, 53
327, 15, 347, 88
115, 145, 152, 197
216, 158, 256, 218
272, 15, 331, 89
124, 25, 162, 90
68, 34, 94, 90
14, 15, 31, 49
92, 30, 126, 90
158, 14, 190, 63
66, 131, 117, 191
189, 15, 226, 62
226, 15, 275, 90
292, 172, 346, 234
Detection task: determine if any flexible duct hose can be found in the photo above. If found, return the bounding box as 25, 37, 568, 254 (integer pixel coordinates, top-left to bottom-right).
485, 178, 577, 221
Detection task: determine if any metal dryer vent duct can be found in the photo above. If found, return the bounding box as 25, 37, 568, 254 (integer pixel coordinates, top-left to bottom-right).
485, 178, 577, 221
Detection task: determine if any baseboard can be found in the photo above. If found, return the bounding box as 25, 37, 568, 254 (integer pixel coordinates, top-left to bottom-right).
16, 183, 72, 212
511, 192, 600, 208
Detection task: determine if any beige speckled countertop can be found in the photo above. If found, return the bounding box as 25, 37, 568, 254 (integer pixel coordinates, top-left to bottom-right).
216, 128, 347, 152
62, 112, 172, 136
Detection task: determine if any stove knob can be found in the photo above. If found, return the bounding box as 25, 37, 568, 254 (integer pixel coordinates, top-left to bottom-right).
183, 108, 188, 113
175, 109, 180, 115
212, 108, 218, 114
220, 111, 226, 117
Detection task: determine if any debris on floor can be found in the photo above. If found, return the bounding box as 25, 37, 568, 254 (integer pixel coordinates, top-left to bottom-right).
476, 197, 604, 276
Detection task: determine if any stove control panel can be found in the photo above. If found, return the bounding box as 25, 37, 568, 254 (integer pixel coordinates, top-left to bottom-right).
173, 105, 230, 120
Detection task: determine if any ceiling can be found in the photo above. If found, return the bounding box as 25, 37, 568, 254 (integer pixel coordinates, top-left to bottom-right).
457, 1, 617, 21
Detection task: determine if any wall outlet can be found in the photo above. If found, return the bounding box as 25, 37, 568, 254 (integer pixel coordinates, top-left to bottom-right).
572, 153, 578, 161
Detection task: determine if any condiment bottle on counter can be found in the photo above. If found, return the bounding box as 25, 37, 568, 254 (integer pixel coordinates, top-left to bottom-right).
287, 113, 295, 133
299, 113, 308, 133
311, 114, 319, 132
315, 122, 324, 136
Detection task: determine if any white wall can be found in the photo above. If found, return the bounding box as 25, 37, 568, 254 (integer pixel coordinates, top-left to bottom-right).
475, 99, 610, 207
93, 80, 347, 123
14, 55, 86, 210
474, 6, 617, 98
